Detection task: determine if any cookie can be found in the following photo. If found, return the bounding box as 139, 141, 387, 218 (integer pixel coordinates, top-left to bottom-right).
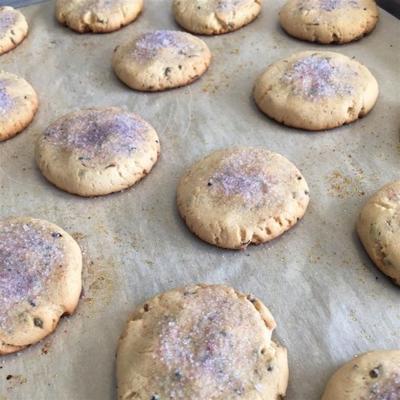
279, 0, 379, 44
0, 217, 82, 355
177, 147, 309, 250
117, 284, 288, 400
253, 51, 378, 131
112, 30, 211, 92
0, 71, 38, 141
173, 0, 262, 35
357, 181, 400, 286
322, 350, 400, 399
35, 107, 160, 197
0, 6, 28, 55
55, 0, 143, 33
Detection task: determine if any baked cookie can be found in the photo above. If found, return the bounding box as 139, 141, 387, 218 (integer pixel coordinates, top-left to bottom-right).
0, 217, 82, 355
279, 0, 379, 44
0, 71, 38, 141
173, 0, 262, 35
112, 30, 211, 92
177, 147, 309, 250
36, 107, 160, 197
322, 350, 400, 399
357, 181, 400, 286
55, 0, 143, 33
253, 51, 378, 131
0, 6, 28, 55
117, 284, 288, 400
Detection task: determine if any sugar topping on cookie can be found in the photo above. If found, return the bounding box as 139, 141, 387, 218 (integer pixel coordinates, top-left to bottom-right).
0, 9, 17, 38
216, 0, 252, 12
0, 221, 63, 328
282, 54, 354, 100
208, 150, 277, 205
154, 287, 268, 398
298, 0, 359, 12
368, 372, 400, 399
132, 31, 196, 62
43, 109, 148, 162
0, 81, 12, 114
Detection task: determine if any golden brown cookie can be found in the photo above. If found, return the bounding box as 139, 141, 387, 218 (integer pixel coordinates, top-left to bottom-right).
254, 51, 378, 131
0, 71, 38, 141
279, 0, 379, 44
117, 284, 288, 400
177, 147, 309, 249
35, 107, 160, 197
55, 0, 143, 33
173, 0, 262, 35
0, 6, 28, 55
322, 350, 400, 400
357, 181, 400, 286
0, 217, 82, 355
112, 30, 211, 92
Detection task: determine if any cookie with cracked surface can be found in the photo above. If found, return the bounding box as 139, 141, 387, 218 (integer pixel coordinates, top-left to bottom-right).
0, 217, 82, 355
0, 6, 28, 55
117, 284, 288, 400
35, 107, 160, 197
177, 147, 309, 250
112, 30, 211, 92
279, 0, 379, 44
357, 181, 400, 286
322, 350, 400, 399
173, 0, 262, 35
253, 51, 378, 131
0, 71, 38, 141
55, 0, 143, 33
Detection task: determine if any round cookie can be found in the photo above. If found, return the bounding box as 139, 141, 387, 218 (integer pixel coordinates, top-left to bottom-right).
357, 181, 400, 286
117, 284, 288, 400
322, 350, 400, 399
253, 51, 378, 131
35, 107, 160, 197
0, 71, 38, 141
0, 217, 82, 355
173, 0, 262, 35
0, 6, 28, 55
279, 0, 379, 44
55, 0, 143, 33
112, 30, 211, 92
177, 147, 309, 250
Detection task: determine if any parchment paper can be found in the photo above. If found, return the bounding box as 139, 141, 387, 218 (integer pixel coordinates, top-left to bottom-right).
0, 1, 399, 399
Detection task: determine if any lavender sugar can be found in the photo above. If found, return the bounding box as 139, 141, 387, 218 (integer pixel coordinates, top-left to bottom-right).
132, 31, 196, 61
154, 287, 267, 398
44, 109, 148, 162
208, 151, 276, 205
282, 55, 354, 100
0, 10, 17, 39
0, 221, 63, 328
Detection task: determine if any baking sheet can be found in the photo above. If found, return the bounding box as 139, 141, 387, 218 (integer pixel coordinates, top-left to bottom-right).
0, 1, 399, 399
